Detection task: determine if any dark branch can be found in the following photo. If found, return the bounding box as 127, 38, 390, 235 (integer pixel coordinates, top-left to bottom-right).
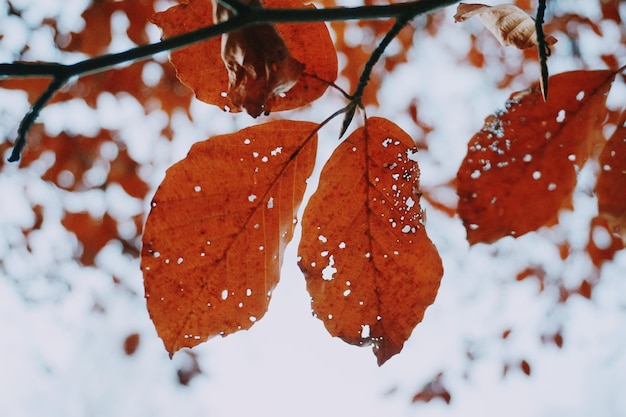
535, 0, 550, 101
341, 14, 415, 136
8, 77, 67, 162
1, 0, 460, 161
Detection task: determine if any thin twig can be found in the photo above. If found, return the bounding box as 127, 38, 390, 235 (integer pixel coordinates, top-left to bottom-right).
535, 0, 550, 101
8, 76, 67, 162
340, 13, 416, 136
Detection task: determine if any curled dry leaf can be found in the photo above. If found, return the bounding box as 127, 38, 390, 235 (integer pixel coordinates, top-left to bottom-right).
142, 121, 318, 355
454, 3, 557, 49
152, 0, 337, 116
215, 0, 305, 117
298, 117, 443, 366
457, 70, 616, 244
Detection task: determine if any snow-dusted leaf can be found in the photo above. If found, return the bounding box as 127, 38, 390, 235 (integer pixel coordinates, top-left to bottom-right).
298, 117, 443, 366
142, 121, 318, 355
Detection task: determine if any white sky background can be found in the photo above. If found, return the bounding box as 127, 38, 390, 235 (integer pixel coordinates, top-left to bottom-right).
1, 1, 626, 417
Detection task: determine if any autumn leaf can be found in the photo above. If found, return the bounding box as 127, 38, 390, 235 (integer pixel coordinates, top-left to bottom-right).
16, 130, 149, 198
586, 216, 624, 267
142, 121, 318, 355
457, 70, 616, 244
595, 116, 626, 243
216, 0, 305, 117
123, 333, 141, 356
454, 3, 557, 49
62, 211, 120, 266
64, 0, 156, 55
152, 0, 337, 116
298, 117, 443, 366
411, 372, 451, 404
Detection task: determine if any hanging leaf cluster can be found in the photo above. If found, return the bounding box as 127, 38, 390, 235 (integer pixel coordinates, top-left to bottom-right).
2, 0, 624, 367
140, 0, 447, 365
139, 0, 625, 365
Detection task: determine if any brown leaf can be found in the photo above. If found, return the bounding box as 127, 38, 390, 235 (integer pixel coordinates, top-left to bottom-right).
457, 70, 616, 244
411, 372, 451, 404
595, 117, 626, 243
520, 359, 532, 376
176, 351, 202, 386
152, 0, 337, 116
142, 121, 318, 355
298, 117, 443, 366
454, 3, 557, 49
216, 0, 304, 117
123, 333, 141, 356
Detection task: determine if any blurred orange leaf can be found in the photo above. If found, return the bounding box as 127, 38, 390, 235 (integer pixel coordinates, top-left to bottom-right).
298, 117, 443, 365
62, 211, 119, 266
457, 70, 616, 244
411, 372, 451, 404
142, 120, 318, 355
595, 117, 626, 243
586, 216, 624, 267
123, 333, 141, 356
64, 0, 156, 55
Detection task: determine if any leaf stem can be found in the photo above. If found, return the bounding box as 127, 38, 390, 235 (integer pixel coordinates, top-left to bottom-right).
1, 0, 460, 161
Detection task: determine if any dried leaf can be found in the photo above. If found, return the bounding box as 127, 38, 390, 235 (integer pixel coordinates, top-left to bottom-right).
457, 70, 616, 244
152, 0, 337, 115
216, 0, 304, 117
142, 121, 318, 355
595, 118, 626, 243
454, 3, 557, 49
298, 117, 443, 366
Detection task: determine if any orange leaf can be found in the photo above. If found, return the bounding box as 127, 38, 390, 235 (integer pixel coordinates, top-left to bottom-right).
152, 0, 337, 115
64, 0, 156, 55
142, 120, 318, 355
587, 215, 624, 267
298, 117, 443, 366
62, 211, 119, 266
595, 118, 626, 242
123, 333, 141, 356
457, 70, 616, 245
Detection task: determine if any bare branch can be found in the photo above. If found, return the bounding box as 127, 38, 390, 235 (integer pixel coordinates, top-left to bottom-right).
535, 0, 550, 101
1, 0, 460, 161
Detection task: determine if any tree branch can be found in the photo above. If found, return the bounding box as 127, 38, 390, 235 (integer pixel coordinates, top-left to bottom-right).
535, 0, 550, 101
8, 77, 67, 162
1, 0, 460, 161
